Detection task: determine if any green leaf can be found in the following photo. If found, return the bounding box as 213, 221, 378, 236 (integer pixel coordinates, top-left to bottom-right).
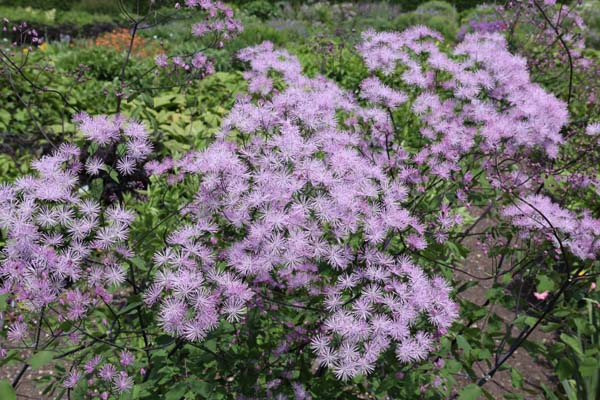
510, 367, 523, 388
204, 339, 218, 353
0, 350, 19, 368
129, 256, 146, 270
560, 334, 583, 356
163, 139, 190, 153
117, 299, 142, 316
0, 109, 11, 124
188, 380, 210, 397
444, 359, 462, 374
578, 355, 598, 377
458, 384, 482, 400
165, 382, 188, 400
0, 380, 16, 400
0, 293, 7, 311
485, 287, 503, 301
456, 335, 472, 357
561, 379, 578, 400
28, 351, 55, 370
108, 167, 120, 183
541, 383, 560, 400
153, 94, 176, 109
536, 274, 555, 292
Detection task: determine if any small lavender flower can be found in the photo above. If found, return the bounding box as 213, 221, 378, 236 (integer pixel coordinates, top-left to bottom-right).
98, 364, 117, 381
119, 350, 135, 367
113, 372, 134, 393
63, 370, 81, 388
155, 54, 168, 68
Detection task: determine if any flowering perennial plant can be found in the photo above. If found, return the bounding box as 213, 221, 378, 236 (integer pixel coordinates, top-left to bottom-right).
1, 5, 600, 396
0, 114, 153, 396
153, 0, 243, 79
357, 28, 567, 162
147, 38, 458, 377
0, 140, 136, 337
142, 26, 593, 383
502, 195, 600, 260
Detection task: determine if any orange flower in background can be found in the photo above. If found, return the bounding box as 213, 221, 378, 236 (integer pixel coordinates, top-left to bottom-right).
94, 28, 158, 58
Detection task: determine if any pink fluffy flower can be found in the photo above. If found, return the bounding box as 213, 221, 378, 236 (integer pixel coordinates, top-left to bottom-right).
534, 291, 550, 301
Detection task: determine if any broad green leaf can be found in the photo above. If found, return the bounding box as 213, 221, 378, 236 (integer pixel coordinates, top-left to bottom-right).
458, 384, 482, 400
129, 256, 146, 270
0, 380, 16, 400
578, 356, 598, 377
560, 334, 583, 356
153, 94, 176, 109
165, 382, 188, 400
511, 367, 523, 388
0, 293, 7, 311
456, 335, 472, 356
444, 359, 462, 374
536, 274, 555, 292
108, 167, 120, 183
28, 351, 55, 369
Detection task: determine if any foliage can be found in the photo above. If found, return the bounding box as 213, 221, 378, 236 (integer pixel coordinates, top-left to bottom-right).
0, 0, 173, 13
1, 1, 600, 400
581, 0, 600, 49
243, 0, 284, 20
389, 0, 485, 12
394, 11, 459, 40
552, 296, 600, 400
0, 6, 116, 27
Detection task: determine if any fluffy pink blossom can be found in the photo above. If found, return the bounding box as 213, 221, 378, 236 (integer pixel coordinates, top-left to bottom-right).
534, 291, 550, 300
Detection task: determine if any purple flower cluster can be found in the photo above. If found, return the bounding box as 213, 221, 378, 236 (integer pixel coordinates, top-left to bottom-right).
2, 19, 44, 48
458, 17, 507, 41
147, 39, 459, 379
355, 26, 600, 270
141, 27, 598, 381
154, 0, 242, 77
503, 195, 600, 260
0, 144, 134, 340
360, 77, 408, 109
0, 115, 152, 359
4, 15, 599, 390
74, 112, 153, 177
357, 27, 568, 163
64, 351, 136, 397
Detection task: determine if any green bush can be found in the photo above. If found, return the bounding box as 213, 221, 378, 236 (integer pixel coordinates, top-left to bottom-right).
394, 2, 459, 41
415, 0, 458, 20
388, 0, 485, 12
582, 0, 600, 49
459, 3, 499, 24
243, 0, 283, 20
71, 0, 123, 15
297, 2, 334, 24
54, 46, 153, 81
0, 0, 78, 11
0, 6, 116, 26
